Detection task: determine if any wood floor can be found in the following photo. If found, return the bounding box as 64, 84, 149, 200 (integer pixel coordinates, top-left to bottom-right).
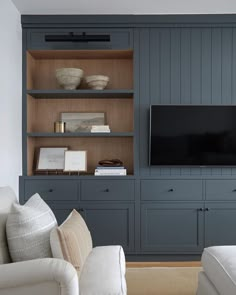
126, 261, 201, 268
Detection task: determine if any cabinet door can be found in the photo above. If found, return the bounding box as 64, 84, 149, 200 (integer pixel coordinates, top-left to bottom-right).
27, 29, 133, 50
78, 203, 134, 252
141, 203, 204, 252
205, 202, 236, 247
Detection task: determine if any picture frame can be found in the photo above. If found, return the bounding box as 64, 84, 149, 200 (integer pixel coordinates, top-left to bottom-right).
61, 112, 106, 132
36, 147, 68, 171
64, 150, 87, 172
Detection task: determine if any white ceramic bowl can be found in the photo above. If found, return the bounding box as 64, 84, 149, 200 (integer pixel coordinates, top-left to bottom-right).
55, 68, 84, 90
85, 75, 109, 90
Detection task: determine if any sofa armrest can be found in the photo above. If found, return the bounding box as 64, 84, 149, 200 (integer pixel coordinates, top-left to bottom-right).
79, 245, 126, 295
0, 258, 78, 295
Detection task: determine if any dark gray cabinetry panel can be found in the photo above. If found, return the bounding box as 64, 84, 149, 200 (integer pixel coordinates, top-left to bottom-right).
141, 203, 204, 252
141, 179, 203, 201
27, 29, 133, 50
81, 179, 135, 201
140, 27, 236, 177
78, 203, 135, 252
23, 179, 79, 201
206, 180, 236, 200
205, 203, 236, 247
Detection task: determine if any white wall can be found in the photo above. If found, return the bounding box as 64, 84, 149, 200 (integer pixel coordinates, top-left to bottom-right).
0, 0, 22, 196
11, 0, 236, 14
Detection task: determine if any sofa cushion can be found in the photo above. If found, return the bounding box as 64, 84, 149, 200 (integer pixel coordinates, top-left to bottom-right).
79, 245, 126, 295
50, 209, 92, 274
201, 246, 236, 295
6, 193, 57, 262
0, 187, 17, 264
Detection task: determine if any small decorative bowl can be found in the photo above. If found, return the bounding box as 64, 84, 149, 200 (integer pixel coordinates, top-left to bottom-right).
85, 75, 109, 90
55, 68, 84, 90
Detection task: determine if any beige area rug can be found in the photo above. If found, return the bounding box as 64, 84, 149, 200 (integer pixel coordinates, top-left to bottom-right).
126, 267, 202, 295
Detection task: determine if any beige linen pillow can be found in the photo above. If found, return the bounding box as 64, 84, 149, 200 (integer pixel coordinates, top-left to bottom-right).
50, 209, 92, 273
6, 193, 57, 262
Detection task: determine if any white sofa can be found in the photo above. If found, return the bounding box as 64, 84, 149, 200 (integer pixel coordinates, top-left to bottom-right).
0, 186, 127, 295
197, 246, 236, 295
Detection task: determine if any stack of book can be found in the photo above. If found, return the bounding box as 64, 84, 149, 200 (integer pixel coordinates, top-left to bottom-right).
91, 125, 110, 133
94, 166, 127, 176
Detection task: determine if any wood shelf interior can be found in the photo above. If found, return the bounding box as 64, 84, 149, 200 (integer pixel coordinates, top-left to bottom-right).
27, 137, 134, 176
27, 96, 134, 133
27, 50, 133, 90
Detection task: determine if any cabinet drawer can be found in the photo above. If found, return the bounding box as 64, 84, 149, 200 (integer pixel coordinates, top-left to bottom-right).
27, 29, 133, 50
81, 180, 135, 201
24, 180, 78, 201
206, 180, 236, 200
141, 180, 203, 201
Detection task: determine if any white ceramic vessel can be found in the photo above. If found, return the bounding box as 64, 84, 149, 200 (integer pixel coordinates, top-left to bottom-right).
55, 68, 84, 90
85, 75, 109, 90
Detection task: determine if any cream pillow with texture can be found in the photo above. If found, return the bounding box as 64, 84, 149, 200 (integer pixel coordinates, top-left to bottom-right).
6, 193, 57, 262
0, 186, 17, 264
50, 209, 92, 273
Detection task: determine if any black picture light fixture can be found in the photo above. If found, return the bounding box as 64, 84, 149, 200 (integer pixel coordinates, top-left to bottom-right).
45, 32, 110, 42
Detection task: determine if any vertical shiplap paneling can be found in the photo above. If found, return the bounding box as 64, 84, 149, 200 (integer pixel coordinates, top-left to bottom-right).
145, 27, 236, 177
232, 30, 236, 177
159, 29, 171, 175
221, 28, 233, 176
232, 29, 236, 105
170, 29, 181, 105
190, 29, 202, 176
139, 29, 151, 177
149, 29, 162, 176
180, 29, 191, 175
170, 28, 181, 175
221, 28, 232, 105
211, 28, 222, 104
160, 29, 171, 104
180, 29, 191, 105
191, 29, 202, 105
201, 29, 212, 105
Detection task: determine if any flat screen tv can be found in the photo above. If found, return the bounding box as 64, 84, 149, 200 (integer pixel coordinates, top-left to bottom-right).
150, 105, 236, 166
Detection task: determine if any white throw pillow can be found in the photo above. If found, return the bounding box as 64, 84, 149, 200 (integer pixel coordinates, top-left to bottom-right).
6, 193, 57, 262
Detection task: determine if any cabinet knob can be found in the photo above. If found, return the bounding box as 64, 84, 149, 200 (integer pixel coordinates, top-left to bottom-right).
168, 188, 174, 192
205, 208, 210, 211
232, 189, 236, 192
78, 208, 84, 212
198, 208, 204, 211
104, 189, 110, 192
48, 189, 54, 193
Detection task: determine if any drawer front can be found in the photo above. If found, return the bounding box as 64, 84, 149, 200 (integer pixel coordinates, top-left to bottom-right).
141, 180, 203, 201
24, 180, 78, 201
27, 29, 133, 50
81, 180, 135, 201
206, 180, 236, 200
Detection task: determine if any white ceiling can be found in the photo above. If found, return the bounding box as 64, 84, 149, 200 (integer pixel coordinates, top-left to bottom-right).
11, 0, 236, 15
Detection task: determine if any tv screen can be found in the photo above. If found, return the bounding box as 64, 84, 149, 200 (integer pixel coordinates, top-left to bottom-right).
150, 105, 236, 166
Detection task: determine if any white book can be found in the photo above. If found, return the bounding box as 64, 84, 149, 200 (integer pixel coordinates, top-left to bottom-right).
95, 168, 126, 173
95, 172, 127, 176
95, 169, 127, 176
91, 130, 110, 133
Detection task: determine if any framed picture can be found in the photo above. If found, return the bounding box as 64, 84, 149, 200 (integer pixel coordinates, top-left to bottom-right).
64, 151, 87, 172
61, 112, 105, 132
36, 147, 68, 171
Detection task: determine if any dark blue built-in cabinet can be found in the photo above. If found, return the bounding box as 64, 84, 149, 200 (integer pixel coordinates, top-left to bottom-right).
20, 15, 236, 261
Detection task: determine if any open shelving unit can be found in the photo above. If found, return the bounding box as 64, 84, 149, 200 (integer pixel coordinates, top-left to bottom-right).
25, 49, 134, 176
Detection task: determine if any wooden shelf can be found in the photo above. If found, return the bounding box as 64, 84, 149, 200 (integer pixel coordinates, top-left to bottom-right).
27, 132, 134, 137
27, 89, 134, 99
28, 49, 133, 60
